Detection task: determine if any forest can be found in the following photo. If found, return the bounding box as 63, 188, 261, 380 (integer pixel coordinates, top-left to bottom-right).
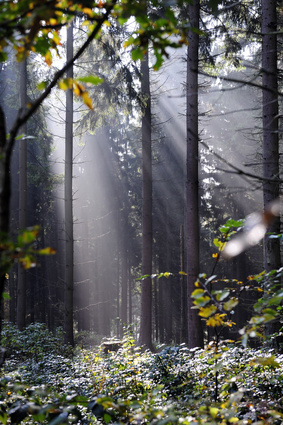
0, 0, 282, 423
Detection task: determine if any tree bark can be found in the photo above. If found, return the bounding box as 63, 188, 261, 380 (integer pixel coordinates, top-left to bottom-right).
186, 0, 204, 349
16, 59, 28, 331
262, 0, 280, 272
64, 22, 74, 346
140, 50, 153, 350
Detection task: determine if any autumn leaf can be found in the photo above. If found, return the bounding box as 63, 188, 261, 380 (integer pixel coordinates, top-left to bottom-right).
191, 288, 205, 298
81, 91, 93, 109
199, 305, 217, 318
37, 247, 56, 255
58, 78, 73, 90
82, 7, 93, 16
19, 255, 37, 269
206, 313, 226, 327
209, 407, 218, 419
44, 50, 53, 66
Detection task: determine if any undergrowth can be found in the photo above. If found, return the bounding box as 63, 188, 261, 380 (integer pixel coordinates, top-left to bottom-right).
0, 324, 282, 424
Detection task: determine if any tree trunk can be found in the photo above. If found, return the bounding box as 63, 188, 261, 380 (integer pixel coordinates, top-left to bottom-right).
186, 0, 203, 349
262, 0, 280, 272
180, 224, 187, 343
140, 50, 153, 350
262, 0, 281, 348
17, 59, 28, 331
64, 22, 74, 346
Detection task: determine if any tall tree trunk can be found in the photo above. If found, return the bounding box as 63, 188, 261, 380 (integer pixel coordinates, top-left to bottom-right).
64, 22, 74, 346
180, 224, 187, 343
262, 0, 281, 347
140, 50, 153, 349
262, 0, 280, 272
186, 0, 203, 349
16, 59, 28, 331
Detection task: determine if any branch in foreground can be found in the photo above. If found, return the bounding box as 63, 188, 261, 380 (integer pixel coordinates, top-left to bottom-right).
7, 0, 117, 153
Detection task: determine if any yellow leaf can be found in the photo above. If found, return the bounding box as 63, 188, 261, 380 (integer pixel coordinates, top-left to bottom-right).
44, 50, 52, 66
81, 91, 93, 109
37, 247, 56, 255
199, 305, 217, 318
192, 288, 205, 298
179, 271, 187, 276
206, 313, 226, 327
52, 31, 61, 46
58, 78, 73, 90
82, 7, 93, 16
209, 407, 218, 419
49, 18, 57, 26
17, 46, 25, 53
73, 81, 84, 96
212, 253, 218, 258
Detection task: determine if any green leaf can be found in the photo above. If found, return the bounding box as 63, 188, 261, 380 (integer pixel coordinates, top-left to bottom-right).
17, 227, 39, 246
193, 296, 211, 307
223, 297, 238, 311
0, 411, 8, 425
0, 51, 7, 62
153, 51, 164, 71
103, 413, 112, 424
131, 48, 144, 62
2, 292, 10, 300
158, 272, 172, 278
252, 355, 280, 368
216, 290, 230, 302
138, 274, 150, 280
77, 75, 104, 85
37, 81, 48, 91
191, 288, 205, 299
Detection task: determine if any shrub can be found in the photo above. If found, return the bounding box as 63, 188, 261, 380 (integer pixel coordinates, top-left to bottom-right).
1, 322, 72, 360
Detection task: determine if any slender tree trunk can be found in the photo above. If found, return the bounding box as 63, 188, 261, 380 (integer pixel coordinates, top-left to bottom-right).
140, 50, 153, 349
17, 59, 28, 331
64, 22, 74, 346
121, 244, 128, 326
186, 0, 203, 349
262, 0, 280, 272
0, 107, 14, 349
180, 224, 187, 343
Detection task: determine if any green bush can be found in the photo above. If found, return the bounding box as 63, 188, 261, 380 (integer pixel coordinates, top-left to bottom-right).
1, 322, 71, 360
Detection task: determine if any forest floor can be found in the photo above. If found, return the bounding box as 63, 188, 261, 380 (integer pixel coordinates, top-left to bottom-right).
0, 323, 283, 424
